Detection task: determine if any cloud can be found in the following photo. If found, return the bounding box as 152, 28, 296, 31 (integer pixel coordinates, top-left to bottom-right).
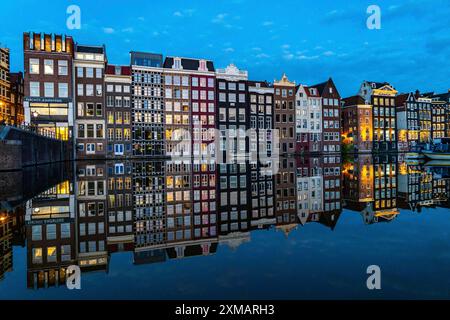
224, 47, 235, 53
323, 51, 335, 56
184, 9, 196, 16
296, 54, 320, 60
173, 11, 183, 17
283, 53, 294, 60
122, 27, 134, 33
256, 53, 270, 59
212, 13, 228, 24
102, 27, 115, 34
321, 8, 360, 24
262, 21, 274, 27
211, 13, 242, 30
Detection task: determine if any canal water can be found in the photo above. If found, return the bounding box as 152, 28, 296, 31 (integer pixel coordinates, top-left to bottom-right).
0, 155, 449, 300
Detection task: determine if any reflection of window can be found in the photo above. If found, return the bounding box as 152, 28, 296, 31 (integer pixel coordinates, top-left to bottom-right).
61, 245, 71, 262
61, 223, 71, 238
47, 247, 57, 262
32, 225, 42, 241
46, 224, 57, 240
32, 248, 43, 264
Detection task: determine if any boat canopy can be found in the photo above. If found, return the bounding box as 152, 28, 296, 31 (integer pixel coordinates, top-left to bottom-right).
433, 138, 450, 144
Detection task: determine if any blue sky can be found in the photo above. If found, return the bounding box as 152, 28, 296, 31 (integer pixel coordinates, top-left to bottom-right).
1, 0, 449, 97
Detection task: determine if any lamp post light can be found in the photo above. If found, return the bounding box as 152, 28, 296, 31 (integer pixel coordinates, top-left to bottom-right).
31, 111, 39, 133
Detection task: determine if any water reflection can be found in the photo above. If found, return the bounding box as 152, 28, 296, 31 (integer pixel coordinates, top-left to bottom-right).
0, 155, 449, 290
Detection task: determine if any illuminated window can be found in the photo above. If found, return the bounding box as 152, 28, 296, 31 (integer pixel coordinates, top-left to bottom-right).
32, 248, 43, 264
47, 247, 57, 262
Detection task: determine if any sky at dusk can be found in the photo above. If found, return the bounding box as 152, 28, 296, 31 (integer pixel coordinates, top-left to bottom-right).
0, 0, 449, 97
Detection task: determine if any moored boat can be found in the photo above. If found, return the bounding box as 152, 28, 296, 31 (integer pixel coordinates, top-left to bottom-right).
422, 150, 450, 160
422, 138, 450, 160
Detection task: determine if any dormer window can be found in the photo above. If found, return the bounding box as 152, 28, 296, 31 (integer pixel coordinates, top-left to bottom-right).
199, 60, 207, 71
115, 66, 121, 75
173, 58, 182, 70
371, 83, 376, 89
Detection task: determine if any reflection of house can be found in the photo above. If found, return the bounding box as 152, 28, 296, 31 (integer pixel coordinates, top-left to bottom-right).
397, 162, 433, 212
218, 232, 251, 251
317, 211, 341, 230
275, 158, 297, 226
343, 155, 374, 204
218, 163, 250, 235
360, 203, 399, 225
134, 240, 218, 265
0, 211, 13, 281
133, 161, 165, 251
165, 160, 193, 243
25, 180, 76, 288
247, 81, 275, 228
432, 177, 448, 205
296, 157, 323, 225
75, 162, 108, 271
374, 154, 397, 211
106, 161, 134, 253
343, 154, 399, 224
323, 154, 342, 213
